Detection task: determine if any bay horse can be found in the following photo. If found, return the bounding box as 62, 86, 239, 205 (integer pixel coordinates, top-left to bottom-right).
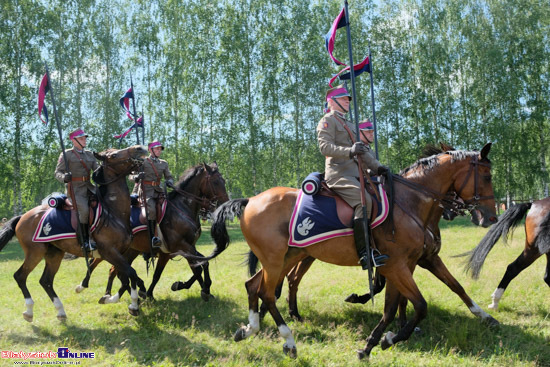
189, 143, 499, 359
75, 162, 229, 303
466, 199, 550, 310
0, 145, 147, 321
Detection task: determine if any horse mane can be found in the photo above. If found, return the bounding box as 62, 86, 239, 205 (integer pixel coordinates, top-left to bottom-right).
167, 164, 214, 200
400, 143, 480, 176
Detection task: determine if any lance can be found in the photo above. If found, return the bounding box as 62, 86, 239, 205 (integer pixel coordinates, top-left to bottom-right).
343, 0, 374, 304
130, 74, 140, 145
368, 45, 379, 159
44, 63, 92, 272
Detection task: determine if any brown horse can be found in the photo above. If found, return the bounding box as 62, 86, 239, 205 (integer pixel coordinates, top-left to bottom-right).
190, 143, 499, 359
0, 145, 147, 321
75, 162, 229, 303
466, 199, 550, 310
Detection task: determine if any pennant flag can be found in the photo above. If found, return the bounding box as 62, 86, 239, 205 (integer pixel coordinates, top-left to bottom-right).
325, 7, 371, 87
328, 56, 370, 87
119, 88, 135, 121
114, 116, 144, 140
38, 74, 50, 124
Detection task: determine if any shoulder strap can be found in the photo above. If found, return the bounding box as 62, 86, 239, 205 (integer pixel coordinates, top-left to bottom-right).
333, 115, 356, 143
71, 150, 90, 172
147, 158, 161, 181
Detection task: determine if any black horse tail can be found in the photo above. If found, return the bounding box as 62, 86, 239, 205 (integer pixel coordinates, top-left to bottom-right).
248, 250, 259, 276
175, 198, 249, 264
0, 216, 21, 252
466, 203, 532, 279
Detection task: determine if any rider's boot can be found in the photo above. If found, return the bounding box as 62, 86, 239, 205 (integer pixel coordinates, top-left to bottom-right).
353, 218, 388, 269
78, 223, 97, 252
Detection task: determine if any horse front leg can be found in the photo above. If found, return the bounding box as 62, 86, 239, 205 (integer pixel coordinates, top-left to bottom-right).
286, 256, 316, 321
234, 270, 263, 342
488, 246, 541, 311
40, 246, 67, 321
14, 247, 46, 322
75, 258, 103, 293
420, 255, 498, 326
146, 253, 170, 301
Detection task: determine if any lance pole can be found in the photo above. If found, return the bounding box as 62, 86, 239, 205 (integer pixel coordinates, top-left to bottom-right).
368, 45, 379, 159
343, 0, 374, 303
130, 75, 140, 145
45, 63, 92, 271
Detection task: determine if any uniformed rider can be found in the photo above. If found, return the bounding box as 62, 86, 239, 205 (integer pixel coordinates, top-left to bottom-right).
54, 128, 99, 252
316, 85, 389, 269
131, 141, 174, 248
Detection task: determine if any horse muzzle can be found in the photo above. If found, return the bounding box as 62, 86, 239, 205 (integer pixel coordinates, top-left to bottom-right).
470, 206, 498, 228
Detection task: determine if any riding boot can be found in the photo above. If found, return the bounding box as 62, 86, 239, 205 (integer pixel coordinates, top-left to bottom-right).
353, 218, 388, 269
148, 220, 161, 249
78, 223, 97, 252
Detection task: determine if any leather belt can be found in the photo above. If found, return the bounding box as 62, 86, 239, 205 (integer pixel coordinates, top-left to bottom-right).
143, 180, 161, 187
71, 176, 90, 182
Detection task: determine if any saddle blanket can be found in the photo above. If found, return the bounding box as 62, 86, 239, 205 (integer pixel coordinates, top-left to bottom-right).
288, 184, 389, 248
32, 204, 102, 242
130, 200, 168, 235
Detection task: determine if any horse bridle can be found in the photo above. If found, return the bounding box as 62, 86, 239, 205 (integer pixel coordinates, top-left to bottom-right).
393, 154, 494, 215
94, 156, 144, 186
169, 168, 225, 213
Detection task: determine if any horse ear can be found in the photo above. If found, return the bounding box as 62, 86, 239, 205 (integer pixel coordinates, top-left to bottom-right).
94, 151, 106, 161
210, 161, 218, 170
480, 143, 492, 159
204, 162, 213, 173
440, 142, 455, 151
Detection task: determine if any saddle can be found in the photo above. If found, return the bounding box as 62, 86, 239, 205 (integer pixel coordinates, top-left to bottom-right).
47, 193, 98, 230
135, 195, 166, 225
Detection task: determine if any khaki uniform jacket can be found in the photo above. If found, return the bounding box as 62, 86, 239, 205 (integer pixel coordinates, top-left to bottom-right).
317, 110, 381, 181
316, 110, 383, 218
130, 155, 173, 220
54, 148, 99, 223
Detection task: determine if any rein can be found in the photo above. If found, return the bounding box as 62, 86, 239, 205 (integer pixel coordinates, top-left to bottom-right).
169, 170, 224, 212
94, 158, 143, 186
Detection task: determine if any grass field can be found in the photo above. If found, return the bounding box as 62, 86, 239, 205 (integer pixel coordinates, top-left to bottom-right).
0, 216, 548, 366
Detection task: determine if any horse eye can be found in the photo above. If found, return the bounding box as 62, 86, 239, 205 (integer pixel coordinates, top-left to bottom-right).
112, 154, 118, 158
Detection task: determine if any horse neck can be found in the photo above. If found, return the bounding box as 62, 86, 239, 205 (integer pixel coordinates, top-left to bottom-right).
172, 173, 205, 220
102, 173, 131, 216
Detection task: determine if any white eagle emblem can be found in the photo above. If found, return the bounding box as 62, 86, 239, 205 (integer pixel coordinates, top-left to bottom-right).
43, 222, 52, 236
297, 217, 315, 236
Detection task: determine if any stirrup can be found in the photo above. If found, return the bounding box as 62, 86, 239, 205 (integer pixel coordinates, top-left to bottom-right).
82, 240, 97, 252
151, 236, 161, 249
371, 249, 389, 267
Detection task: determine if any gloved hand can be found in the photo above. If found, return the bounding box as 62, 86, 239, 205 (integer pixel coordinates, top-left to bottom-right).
134, 172, 145, 183
63, 173, 72, 183
377, 165, 389, 175
166, 179, 174, 188
349, 142, 367, 158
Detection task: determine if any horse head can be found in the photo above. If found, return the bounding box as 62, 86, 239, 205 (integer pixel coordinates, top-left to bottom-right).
451, 143, 497, 227
200, 162, 230, 207
94, 145, 148, 181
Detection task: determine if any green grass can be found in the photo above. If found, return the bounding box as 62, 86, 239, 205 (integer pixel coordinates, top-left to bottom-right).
0, 216, 548, 366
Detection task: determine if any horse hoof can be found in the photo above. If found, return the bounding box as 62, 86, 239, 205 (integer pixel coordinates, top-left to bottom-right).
128, 307, 139, 317
75, 284, 86, 293
171, 281, 184, 291
413, 326, 423, 335
233, 327, 246, 342
57, 315, 67, 322
488, 303, 498, 311
201, 291, 215, 302
22, 312, 33, 323
357, 349, 369, 360
381, 331, 396, 350
484, 316, 500, 328
98, 295, 109, 304
345, 293, 360, 303
289, 312, 303, 322
283, 344, 297, 359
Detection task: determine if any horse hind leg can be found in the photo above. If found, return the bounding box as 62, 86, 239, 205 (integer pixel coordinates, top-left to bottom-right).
13, 245, 47, 322
40, 246, 67, 321
99, 265, 121, 304
234, 270, 263, 342
489, 246, 541, 311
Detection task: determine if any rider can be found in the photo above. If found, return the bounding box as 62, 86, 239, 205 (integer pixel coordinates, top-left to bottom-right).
316, 85, 389, 269
132, 141, 174, 248
54, 128, 99, 252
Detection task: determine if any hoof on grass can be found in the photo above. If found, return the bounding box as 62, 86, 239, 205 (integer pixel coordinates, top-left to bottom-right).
22, 312, 33, 323
57, 315, 67, 322
484, 316, 500, 328
75, 284, 86, 293
283, 344, 297, 359
201, 291, 215, 302
233, 327, 246, 342
357, 349, 369, 360
98, 295, 110, 304
380, 331, 396, 350
128, 307, 139, 317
